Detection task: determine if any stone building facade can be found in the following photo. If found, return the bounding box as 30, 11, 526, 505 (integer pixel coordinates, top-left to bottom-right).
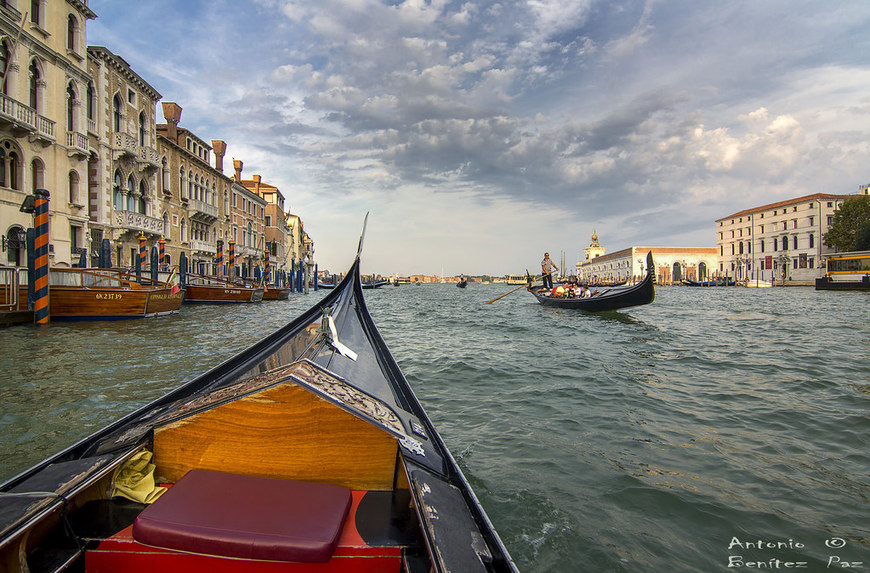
0, 0, 96, 267
86, 45, 161, 268
715, 190, 866, 283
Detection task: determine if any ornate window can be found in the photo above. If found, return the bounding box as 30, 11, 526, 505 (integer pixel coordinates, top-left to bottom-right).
113, 171, 123, 210
0, 140, 21, 189
67, 14, 79, 52
29, 60, 40, 111
126, 175, 135, 212
68, 170, 79, 204
66, 82, 76, 131
0, 40, 9, 95
30, 157, 44, 192
138, 180, 147, 214
113, 94, 122, 132
138, 111, 146, 146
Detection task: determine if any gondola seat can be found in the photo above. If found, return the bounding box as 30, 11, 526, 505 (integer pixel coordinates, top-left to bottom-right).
132, 469, 352, 562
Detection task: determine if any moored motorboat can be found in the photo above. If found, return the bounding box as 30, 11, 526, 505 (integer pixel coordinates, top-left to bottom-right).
0, 218, 517, 573
261, 285, 292, 300
182, 272, 264, 303
4, 267, 183, 321
528, 251, 656, 312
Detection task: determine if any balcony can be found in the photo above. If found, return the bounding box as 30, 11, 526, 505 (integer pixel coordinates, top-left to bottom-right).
0, 94, 55, 144
67, 131, 89, 158
113, 131, 138, 159
189, 199, 219, 223
138, 145, 160, 170
114, 209, 164, 235
236, 244, 261, 258
190, 239, 216, 255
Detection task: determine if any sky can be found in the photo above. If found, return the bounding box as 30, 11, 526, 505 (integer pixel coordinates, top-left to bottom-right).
86, 0, 870, 276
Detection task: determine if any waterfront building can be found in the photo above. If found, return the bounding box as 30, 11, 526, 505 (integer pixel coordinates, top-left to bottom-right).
715, 188, 868, 283
240, 174, 288, 280
155, 102, 230, 274
0, 0, 96, 267
87, 46, 162, 268
229, 160, 265, 278
285, 212, 314, 282
577, 243, 718, 285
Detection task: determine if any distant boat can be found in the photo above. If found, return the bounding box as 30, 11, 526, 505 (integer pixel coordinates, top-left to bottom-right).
682, 279, 736, 287
528, 252, 655, 312
457, 276, 467, 288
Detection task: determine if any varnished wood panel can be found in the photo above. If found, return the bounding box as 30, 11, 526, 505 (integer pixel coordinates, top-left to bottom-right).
153, 383, 399, 490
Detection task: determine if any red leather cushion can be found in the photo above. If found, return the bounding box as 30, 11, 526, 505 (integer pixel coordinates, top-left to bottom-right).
132, 469, 352, 562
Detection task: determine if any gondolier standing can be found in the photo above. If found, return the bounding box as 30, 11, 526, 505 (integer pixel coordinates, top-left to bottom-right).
541, 252, 559, 290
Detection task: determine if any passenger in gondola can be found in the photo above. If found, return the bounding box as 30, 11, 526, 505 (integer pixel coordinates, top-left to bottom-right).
541, 252, 559, 290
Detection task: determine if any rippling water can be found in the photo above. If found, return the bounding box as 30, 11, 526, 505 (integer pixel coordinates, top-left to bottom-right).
1, 283, 868, 572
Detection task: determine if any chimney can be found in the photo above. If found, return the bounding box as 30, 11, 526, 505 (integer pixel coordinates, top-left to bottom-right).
211, 140, 227, 173
162, 102, 182, 142
233, 159, 243, 183
253, 174, 261, 195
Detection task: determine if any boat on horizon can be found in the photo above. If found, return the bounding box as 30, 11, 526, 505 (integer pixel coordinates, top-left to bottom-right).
0, 217, 517, 572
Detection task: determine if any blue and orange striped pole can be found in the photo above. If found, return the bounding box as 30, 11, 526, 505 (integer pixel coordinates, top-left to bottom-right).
216, 240, 224, 276
228, 239, 235, 278
158, 237, 166, 270
264, 250, 271, 285
138, 233, 146, 280
32, 189, 50, 325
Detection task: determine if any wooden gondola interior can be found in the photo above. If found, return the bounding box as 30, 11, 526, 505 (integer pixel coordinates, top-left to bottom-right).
0, 358, 430, 572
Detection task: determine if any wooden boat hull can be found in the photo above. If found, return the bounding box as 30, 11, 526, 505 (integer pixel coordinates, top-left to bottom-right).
0, 220, 517, 572
529, 251, 656, 312
183, 284, 264, 303
262, 288, 292, 300
13, 285, 182, 321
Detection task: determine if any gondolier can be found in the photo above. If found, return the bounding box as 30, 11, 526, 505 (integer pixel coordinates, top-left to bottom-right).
541, 252, 559, 290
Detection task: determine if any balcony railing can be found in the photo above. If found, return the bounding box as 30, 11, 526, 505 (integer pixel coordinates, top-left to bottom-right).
189, 199, 219, 221
66, 131, 89, 157
113, 131, 138, 157
0, 94, 55, 142
114, 209, 164, 234
235, 244, 262, 258
189, 239, 217, 255
138, 145, 160, 169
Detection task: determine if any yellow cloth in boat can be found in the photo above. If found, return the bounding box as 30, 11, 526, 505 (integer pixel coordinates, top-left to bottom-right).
112, 450, 166, 504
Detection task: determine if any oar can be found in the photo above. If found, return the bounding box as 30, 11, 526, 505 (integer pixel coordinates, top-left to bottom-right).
485, 274, 544, 304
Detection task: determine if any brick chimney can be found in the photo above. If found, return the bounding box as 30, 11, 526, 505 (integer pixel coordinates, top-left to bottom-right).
211, 140, 227, 173
252, 174, 261, 195
233, 159, 243, 183
161, 102, 182, 142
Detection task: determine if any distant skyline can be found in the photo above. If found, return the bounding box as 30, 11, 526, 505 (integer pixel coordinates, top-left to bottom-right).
88, 0, 870, 276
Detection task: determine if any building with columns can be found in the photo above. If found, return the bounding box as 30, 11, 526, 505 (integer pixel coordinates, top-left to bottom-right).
715, 189, 866, 283
154, 102, 233, 274
86, 45, 162, 268
576, 240, 718, 285
1, 0, 96, 267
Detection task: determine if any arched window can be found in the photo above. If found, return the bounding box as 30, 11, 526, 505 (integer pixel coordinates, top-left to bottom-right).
112, 94, 122, 132
0, 140, 21, 189
247, 222, 253, 247
113, 171, 123, 210
138, 180, 147, 214
68, 170, 79, 204
0, 40, 9, 95
66, 82, 76, 131
179, 167, 185, 200
86, 81, 95, 123
781, 236, 788, 251
126, 175, 135, 212
67, 14, 78, 51
29, 60, 40, 111
180, 219, 187, 243
161, 157, 169, 194
188, 172, 193, 200
31, 157, 44, 192
138, 111, 146, 146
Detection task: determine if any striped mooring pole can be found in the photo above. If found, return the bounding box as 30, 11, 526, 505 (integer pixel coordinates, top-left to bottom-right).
137, 233, 146, 281
228, 239, 235, 278
264, 250, 271, 285
216, 240, 224, 276
158, 237, 166, 269
32, 189, 50, 325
